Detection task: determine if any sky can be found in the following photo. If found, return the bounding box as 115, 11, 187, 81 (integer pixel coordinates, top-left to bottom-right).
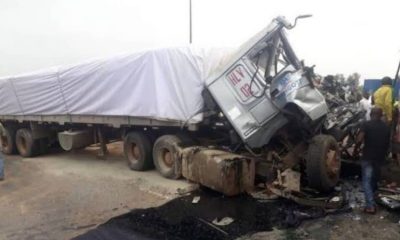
0, 0, 399, 80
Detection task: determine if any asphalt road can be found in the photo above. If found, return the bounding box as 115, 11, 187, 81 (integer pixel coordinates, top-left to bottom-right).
0, 143, 193, 240
1, 143, 400, 240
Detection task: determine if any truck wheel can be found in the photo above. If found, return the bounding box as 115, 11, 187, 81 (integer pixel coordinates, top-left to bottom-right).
124, 131, 153, 171
306, 134, 340, 192
153, 135, 183, 179
16, 128, 39, 157
0, 126, 17, 154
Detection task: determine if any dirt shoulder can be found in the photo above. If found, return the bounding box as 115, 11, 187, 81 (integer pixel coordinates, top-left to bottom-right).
0, 143, 193, 240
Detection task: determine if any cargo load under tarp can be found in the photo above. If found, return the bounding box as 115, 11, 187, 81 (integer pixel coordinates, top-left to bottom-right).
0, 47, 232, 123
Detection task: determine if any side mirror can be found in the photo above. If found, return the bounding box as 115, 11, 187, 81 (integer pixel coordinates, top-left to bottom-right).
286, 14, 313, 29
297, 14, 313, 19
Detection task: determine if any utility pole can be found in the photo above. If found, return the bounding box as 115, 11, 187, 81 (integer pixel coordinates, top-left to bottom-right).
189, 0, 192, 44
394, 58, 400, 88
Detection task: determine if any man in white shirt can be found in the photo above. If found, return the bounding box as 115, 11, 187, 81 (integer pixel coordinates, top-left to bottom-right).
359, 91, 372, 121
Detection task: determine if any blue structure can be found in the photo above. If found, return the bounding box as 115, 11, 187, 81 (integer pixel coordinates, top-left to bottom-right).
363, 79, 400, 99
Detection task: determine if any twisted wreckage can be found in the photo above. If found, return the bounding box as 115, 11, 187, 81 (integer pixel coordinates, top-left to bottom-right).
0, 16, 364, 201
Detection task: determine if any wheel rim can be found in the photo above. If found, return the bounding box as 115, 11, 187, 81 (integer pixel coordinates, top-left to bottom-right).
130, 143, 140, 163
326, 148, 340, 179
161, 148, 173, 168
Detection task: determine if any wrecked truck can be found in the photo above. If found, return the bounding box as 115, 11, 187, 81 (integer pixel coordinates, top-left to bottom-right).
0, 16, 341, 196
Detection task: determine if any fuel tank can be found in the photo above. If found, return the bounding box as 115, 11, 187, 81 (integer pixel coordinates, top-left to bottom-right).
181, 147, 255, 196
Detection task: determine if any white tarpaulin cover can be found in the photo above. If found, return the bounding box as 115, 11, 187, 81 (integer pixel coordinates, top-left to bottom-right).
0, 47, 232, 123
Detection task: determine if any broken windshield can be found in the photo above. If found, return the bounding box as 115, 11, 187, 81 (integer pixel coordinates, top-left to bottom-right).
248, 30, 298, 85
246, 30, 298, 99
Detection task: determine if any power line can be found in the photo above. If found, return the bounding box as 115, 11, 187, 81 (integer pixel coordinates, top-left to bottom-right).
189, 0, 192, 44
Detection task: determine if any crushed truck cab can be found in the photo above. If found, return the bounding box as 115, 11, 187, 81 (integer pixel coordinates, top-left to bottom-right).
206, 17, 327, 148
194, 16, 338, 195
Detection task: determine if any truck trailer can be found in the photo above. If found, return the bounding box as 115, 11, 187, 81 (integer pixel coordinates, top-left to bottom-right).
0, 16, 341, 196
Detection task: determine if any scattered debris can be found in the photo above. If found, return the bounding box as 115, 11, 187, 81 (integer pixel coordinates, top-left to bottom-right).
333, 225, 339, 229
386, 182, 398, 189
375, 186, 400, 210
379, 187, 400, 195
267, 184, 344, 209
342, 180, 365, 209
276, 169, 301, 192
379, 193, 400, 201
250, 190, 280, 202
329, 196, 341, 203
377, 196, 400, 210
265, 167, 345, 209
177, 184, 199, 196
192, 196, 201, 204
334, 186, 342, 192
212, 217, 234, 226
198, 217, 228, 236
351, 214, 361, 221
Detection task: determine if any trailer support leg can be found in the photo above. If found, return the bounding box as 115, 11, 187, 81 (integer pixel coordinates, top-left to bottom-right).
96, 127, 108, 159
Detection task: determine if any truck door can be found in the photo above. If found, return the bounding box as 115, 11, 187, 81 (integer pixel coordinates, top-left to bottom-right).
206, 35, 288, 148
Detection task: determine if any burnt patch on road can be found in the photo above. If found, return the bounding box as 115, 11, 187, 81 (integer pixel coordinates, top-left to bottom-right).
74, 189, 331, 240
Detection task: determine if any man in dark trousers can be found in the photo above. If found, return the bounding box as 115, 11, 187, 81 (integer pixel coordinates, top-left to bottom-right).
354, 107, 390, 214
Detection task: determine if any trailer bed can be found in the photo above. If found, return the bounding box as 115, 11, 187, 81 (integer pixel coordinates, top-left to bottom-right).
0, 114, 198, 129
0, 47, 232, 127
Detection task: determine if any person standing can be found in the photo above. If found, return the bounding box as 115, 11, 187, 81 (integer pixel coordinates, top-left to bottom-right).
373, 77, 394, 124
359, 91, 372, 121
354, 108, 391, 214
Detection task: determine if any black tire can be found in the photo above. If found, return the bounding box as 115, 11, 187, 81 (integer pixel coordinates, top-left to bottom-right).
306, 134, 340, 192
16, 128, 40, 157
153, 135, 184, 179
124, 131, 153, 171
0, 126, 17, 154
